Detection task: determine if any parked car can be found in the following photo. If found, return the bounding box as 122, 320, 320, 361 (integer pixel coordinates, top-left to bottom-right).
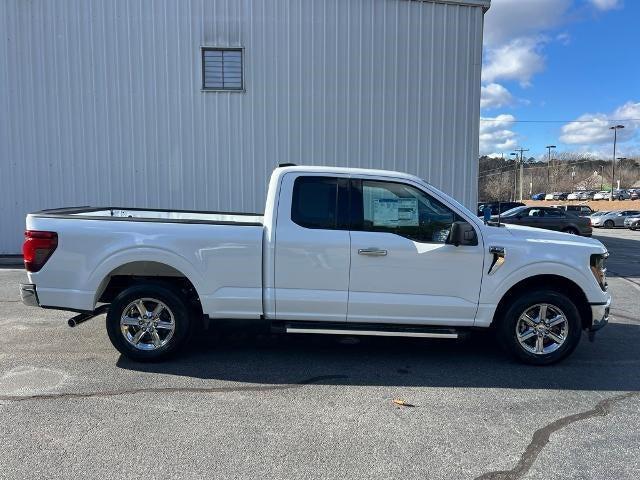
624, 214, 640, 230
592, 210, 640, 228
578, 191, 596, 201
477, 201, 525, 217
20, 165, 610, 365
553, 192, 569, 200
566, 192, 582, 201
593, 191, 611, 201
631, 190, 639, 201
544, 193, 555, 201
493, 206, 592, 236
550, 205, 595, 217
531, 193, 546, 200
613, 189, 631, 200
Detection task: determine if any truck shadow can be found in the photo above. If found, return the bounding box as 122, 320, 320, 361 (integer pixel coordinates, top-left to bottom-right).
117, 321, 640, 391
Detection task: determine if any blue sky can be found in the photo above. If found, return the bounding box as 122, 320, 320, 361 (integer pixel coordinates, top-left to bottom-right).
480, 0, 640, 159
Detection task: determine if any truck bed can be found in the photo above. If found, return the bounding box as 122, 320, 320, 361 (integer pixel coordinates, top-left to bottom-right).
31, 206, 263, 226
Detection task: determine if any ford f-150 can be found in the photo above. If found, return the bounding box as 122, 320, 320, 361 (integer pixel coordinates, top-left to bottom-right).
20, 165, 610, 365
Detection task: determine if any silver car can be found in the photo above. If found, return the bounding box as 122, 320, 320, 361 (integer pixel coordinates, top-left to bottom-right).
624, 214, 640, 230
592, 210, 640, 228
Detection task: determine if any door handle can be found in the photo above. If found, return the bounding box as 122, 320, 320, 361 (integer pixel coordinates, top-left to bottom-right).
358, 248, 388, 256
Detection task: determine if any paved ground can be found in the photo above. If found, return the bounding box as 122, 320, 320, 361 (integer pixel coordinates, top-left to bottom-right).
1, 229, 639, 480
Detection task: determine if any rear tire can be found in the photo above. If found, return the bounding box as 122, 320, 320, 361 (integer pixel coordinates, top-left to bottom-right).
604, 220, 615, 228
562, 227, 579, 235
106, 283, 192, 362
497, 290, 582, 365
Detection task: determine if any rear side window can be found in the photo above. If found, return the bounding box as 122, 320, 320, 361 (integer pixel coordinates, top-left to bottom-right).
546, 209, 563, 217
291, 177, 348, 230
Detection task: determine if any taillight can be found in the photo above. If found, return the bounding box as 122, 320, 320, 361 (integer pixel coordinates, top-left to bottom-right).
23, 230, 58, 272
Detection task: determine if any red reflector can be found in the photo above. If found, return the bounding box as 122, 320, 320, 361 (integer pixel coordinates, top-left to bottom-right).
23, 230, 58, 272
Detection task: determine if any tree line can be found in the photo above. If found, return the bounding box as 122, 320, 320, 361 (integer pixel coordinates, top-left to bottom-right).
478, 153, 640, 202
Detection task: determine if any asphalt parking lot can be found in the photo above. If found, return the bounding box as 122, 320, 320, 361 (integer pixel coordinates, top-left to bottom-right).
1, 229, 639, 480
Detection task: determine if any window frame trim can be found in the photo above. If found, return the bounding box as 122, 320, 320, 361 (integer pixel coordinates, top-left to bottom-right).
350, 178, 471, 245
290, 176, 350, 231
200, 46, 245, 93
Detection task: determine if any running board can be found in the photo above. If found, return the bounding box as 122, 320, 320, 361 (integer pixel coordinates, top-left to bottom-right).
278, 322, 459, 339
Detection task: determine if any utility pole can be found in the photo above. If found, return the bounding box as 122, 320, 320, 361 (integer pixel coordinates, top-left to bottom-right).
510, 152, 518, 201
512, 148, 529, 201
571, 166, 576, 191
546, 145, 556, 193
609, 125, 624, 200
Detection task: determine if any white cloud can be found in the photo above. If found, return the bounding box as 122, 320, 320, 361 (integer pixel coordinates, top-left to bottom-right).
560, 101, 640, 145
481, 83, 514, 110
482, 38, 546, 86
589, 0, 623, 11
479, 114, 519, 155
483, 0, 572, 47
556, 32, 571, 46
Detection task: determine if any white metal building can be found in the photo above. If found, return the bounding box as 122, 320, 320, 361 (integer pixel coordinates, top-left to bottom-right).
0, 0, 490, 254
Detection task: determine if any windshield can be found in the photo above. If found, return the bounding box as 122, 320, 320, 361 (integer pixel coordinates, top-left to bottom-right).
500, 206, 527, 217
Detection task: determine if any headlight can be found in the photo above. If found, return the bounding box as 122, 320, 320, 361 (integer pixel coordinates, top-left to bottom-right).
590, 253, 608, 291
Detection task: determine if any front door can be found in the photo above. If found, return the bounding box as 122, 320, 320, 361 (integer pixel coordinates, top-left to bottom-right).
274, 174, 351, 322
347, 179, 484, 326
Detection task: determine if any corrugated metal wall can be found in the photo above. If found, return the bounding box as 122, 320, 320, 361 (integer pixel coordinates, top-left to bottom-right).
0, 0, 485, 253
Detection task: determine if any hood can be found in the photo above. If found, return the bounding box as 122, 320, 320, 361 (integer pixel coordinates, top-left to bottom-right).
495, 223, 606, 250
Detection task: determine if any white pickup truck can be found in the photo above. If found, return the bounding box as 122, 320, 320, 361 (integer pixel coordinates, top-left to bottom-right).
21, 165, 610, 365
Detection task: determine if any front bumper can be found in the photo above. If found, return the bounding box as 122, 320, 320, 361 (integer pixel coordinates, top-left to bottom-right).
589, 296, 611, 332
20, 283, 40, 307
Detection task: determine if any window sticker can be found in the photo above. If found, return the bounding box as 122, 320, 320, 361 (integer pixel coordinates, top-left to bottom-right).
372, 198, 419, 227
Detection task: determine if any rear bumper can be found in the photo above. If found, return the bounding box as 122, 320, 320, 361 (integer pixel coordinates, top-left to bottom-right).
589, 296, 611, 332
20, 283, 40, 307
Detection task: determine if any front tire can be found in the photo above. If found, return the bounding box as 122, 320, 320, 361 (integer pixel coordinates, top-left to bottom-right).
604, 220, 615, 228
562, 227, 579, 235
497, 290, 582, 365
106, 283, 192, 362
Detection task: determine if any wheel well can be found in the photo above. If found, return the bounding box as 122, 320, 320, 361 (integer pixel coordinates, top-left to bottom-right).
97, 262, 202, 317
492, 275, 592, 330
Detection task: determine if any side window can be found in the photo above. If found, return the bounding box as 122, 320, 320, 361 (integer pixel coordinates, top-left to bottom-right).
291, 176, 347, 230
355, 180, 460, 243
546, 209, 563, 217
528, 209, 543, 217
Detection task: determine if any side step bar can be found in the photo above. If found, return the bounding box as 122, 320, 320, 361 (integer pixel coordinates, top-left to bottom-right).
277, 321, 460, 339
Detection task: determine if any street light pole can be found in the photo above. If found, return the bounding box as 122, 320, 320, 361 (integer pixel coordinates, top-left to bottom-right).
617, 157, 627, 190
545, 145, 556, 193
609, 125, 624, 200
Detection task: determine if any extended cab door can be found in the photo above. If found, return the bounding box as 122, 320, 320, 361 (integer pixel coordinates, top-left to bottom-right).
347, 179, 484, 326
273, 174, 351, 322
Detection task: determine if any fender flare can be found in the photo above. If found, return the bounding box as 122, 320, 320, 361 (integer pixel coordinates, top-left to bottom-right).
87, 247, 206, 307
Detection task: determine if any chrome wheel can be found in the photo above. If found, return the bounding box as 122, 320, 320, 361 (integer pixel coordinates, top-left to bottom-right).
120, 298, 175, 351
515, 303, 568, 355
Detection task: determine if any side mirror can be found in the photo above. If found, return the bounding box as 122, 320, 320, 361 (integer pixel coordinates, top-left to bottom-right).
447, 221, 478, 247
